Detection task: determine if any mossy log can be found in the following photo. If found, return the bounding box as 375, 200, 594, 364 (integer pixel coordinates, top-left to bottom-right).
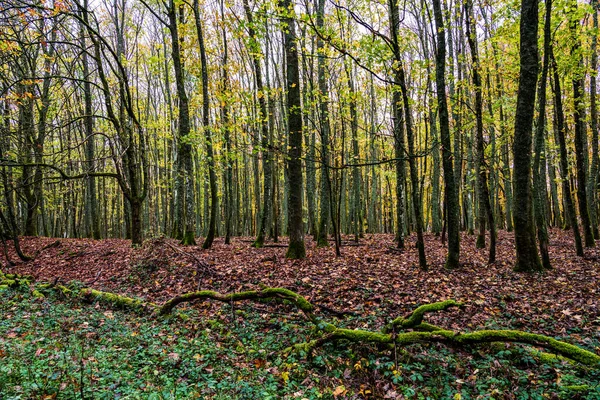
80, 288, 157, 312
160, 287, 600, 366
159, 287, 314, 316
384, 300, 463, 332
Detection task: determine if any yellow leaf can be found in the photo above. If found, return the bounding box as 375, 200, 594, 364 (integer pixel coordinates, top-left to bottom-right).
332, 386, 346, 396
454, 394, 462, 400
281, 371, 289, 383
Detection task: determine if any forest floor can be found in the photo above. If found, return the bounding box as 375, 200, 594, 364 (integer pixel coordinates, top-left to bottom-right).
2, 229, 600, 398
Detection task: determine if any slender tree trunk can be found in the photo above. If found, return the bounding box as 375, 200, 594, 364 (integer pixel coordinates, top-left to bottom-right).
388, 0, 410, 252
168, 0, 196, 245
551, 51, 584, 256
569, 1, 595, 247
281, 0, 305, 259
512, 0, 542, 272
193, 0, 218, 249
433, 0, 460, 269
315, 0, 331, 248
346, 59, 362, 242
588, 0, 599, 238
221, 0, 232, 245
244, 0, 273, 248
532, 0, 552, 269
465, 0, 495, 262
80, 9, 100, 239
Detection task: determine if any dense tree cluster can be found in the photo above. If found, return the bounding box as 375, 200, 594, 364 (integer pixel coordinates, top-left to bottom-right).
1, 0, 598, 270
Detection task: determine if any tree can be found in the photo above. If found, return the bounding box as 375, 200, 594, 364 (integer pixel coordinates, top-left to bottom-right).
532, 0, 552, 269
192, 0, 219, 249
389, 0, 426, 269
569, 0, 595, 248
432, 0, 460, 269
244, 0, 273, 249
512, 0, 542, 272
281, 0, 306, 259
551, 50, 584, 257
166, 0, 196, 245
465, 0, 495, 263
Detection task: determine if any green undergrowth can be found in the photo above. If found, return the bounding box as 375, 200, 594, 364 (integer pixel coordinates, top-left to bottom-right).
1, 289, 599, 399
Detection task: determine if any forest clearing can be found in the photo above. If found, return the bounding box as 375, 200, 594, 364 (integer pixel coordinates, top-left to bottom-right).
2, 0, 600, 397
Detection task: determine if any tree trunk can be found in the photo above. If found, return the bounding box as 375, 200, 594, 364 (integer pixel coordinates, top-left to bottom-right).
168, 0, 196, 246
569, 1, 595, 248
80, 10, 101, 240
465, 0, 495, 263
551, 51, 584, 256
192, 0, 218, 249
532, 0, 552, 269
244, 0, 273, 248
433, 0, 460, 269
588, 0, 599, 239
281, 0, 305, 259
315, 0, 331, 248
512, 0, 542, 272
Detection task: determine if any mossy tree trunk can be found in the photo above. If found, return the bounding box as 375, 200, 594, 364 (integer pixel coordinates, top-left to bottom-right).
465, 0, 496, 263
168, 0, 196, 246
433, 0, 460, 269
192, 0, 218, 249
551, 51, 584, 257
569, 1, 595, 248
281, 0, 306, 259
532, 0, 552, 269
512, 0, 543, 272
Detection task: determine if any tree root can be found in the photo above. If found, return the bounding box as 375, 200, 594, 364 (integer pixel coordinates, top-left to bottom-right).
1, 268, 599, 367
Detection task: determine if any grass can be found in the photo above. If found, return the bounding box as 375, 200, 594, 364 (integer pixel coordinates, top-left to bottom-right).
1, 288, 599, 399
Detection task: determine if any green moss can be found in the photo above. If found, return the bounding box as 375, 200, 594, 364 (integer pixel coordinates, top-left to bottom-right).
334, 328, 391, 344
444, 250, 460, 269
386, 300, 462, 332
285, 240, 306, 259
561, 385, 590, 392
81, 288, 151, 312
180, 231, 197, 246
261, 287, 314, 313
476, 235, 486, 249
436, 330, 600, 367
35, 283, 53, 290
529, 349, 573, 365
56, 285, 72, 296
252, 236, 265, 248
0, 284, 9, 292
31, 290, 45, 299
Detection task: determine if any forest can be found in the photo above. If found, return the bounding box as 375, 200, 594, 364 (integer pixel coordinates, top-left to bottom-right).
1, 0, 600, 397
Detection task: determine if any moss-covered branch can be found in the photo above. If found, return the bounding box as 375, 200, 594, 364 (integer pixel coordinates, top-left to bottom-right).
80, 288, 157, 312
159, 287, 315, 316
384, 300, 463, 332
160, 288, 600, 366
